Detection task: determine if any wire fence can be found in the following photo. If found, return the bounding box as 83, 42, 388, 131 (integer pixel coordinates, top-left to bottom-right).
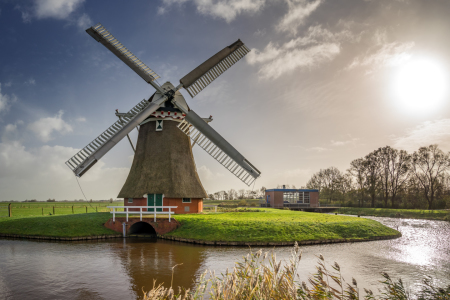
0, 205, 8, 217
2, 203, 125, 218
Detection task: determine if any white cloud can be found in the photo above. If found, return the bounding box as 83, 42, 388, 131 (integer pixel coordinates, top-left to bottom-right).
197, 165, 224, 180
159, 0, 265, 22
75, 117, 86, 122
392, 119, 450, 152
28, 110, 73, 142
34, 0, 85, 19
0, 83, 17, 114
76, 13, 91, 29
25, 78, 36, 85
248, 42, 340, 80
0, 141, 129, 200
277, 0, 322, 35
347, 41, 415, 73
247, 25, 349, 79
4, 81, 12, 87
330, 137, 359, 146
15, 0, 91, 29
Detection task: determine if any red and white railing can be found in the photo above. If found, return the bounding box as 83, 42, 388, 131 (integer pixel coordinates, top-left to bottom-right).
107, 206, 178, 222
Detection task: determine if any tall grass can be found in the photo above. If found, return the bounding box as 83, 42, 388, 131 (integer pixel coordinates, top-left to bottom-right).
143, 243, 450, 300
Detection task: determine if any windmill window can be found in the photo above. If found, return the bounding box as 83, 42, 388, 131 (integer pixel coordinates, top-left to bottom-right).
128, 198, 133, 203
182, 198, 191, 203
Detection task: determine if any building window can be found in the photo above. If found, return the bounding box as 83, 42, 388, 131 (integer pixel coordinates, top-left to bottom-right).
182, 198, 191, 203
304, 192, 310, 203
128, 198, 133, 203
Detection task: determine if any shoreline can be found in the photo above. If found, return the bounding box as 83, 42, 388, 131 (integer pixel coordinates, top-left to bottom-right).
0, 232, 402, 245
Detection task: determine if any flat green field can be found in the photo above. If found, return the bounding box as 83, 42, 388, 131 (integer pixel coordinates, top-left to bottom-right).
165, 208, 400, 242
1, 201, 124, 217
0, 213, 117, 237
338, 207, 450, 221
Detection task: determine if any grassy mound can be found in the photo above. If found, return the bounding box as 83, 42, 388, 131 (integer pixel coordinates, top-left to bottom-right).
167, 209, 399, 242
0, 213, 117, 237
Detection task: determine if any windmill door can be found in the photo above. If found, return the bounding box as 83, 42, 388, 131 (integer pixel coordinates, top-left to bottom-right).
147, 194, 163, 212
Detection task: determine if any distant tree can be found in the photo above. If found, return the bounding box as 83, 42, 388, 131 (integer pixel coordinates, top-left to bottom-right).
238, 189, 245, 199
260, 186, 266, 198
376, 146, 410, 208
349, 158, 367, 206
364, 151, 381, 208
410, 145, 450, 209
227, 189, 236, 200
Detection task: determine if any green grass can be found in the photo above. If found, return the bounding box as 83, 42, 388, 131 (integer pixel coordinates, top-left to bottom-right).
203, 199, 260, 205
166, 208, 399, 242
0, 213, 118, 237
1, 201, 124, 217
338, 207, 450, 221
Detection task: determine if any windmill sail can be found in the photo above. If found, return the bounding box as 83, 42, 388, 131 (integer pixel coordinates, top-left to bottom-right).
180, 40, 250, 98
66, 96, 167, 177
177, 110, 261, 186
86, 23, 161, 86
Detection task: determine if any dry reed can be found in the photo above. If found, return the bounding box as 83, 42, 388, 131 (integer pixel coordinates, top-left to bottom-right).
143, 243, 450, 300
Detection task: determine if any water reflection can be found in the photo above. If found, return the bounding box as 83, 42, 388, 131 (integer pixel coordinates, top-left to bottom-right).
0, 217, 449, 299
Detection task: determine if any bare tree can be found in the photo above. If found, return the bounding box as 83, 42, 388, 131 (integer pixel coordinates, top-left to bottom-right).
410, 145, 450, 209
363, 151, 381, 208
377, 146, 410, 208
227, 189, 236, 200
349, 158, 367, 206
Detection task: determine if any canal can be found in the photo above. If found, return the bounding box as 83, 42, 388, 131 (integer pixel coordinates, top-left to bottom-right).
0, 216, 449, 299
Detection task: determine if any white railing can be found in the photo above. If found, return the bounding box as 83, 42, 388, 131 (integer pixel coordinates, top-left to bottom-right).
107, 206, 178, 222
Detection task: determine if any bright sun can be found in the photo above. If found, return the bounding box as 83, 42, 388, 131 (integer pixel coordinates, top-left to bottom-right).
394, 58, 448, 113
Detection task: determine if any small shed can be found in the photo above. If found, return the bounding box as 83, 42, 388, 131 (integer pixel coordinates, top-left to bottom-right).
264, 188, 319, 209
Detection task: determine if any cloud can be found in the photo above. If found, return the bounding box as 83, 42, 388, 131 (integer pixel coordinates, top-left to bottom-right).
277, 0, 322, 35
4, 81, 12, 87
0, 141, 129, 200
28, 110, 73, 142
16, 0, 91, 29
34, 0, 85, 19
247, 25, 351, 79
293, 145, 330, 152
197, 165, 224, 180
159, 0, 265, 22
392, 119, 450, 152
248, 41, 340, 80
0, 83, 17, 114
25, 78, 36, 85
347, 41, 415, 74
330, 137, 359, 146
75, 117, 86, 122
76, 13, 91, 29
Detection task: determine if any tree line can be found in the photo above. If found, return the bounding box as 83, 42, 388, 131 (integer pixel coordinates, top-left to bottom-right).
306, 144, 450, 209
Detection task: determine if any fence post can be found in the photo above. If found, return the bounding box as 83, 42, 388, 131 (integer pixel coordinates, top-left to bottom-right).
86, 206, 87, 213
96, 206, 98, 212
53, 206, 55, 215
42, 207, 43, 216
8, 203, 11, 217
72, 206, 74, 214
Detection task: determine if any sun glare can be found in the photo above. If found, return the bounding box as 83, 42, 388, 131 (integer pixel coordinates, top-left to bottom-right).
394, 58, 448, 113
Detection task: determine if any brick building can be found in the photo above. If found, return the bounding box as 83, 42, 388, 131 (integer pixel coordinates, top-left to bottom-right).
264, 188, 319, 209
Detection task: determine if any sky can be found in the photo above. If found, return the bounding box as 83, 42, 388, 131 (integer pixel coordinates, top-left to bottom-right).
0, 0, 450, 201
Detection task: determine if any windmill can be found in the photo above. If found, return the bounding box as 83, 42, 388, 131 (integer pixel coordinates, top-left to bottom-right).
66, 23, 261, 213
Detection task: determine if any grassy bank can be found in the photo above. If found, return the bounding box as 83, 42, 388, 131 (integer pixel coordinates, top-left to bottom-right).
338, 207, 450, 221
2, 201, 124, 217
165, 208, 399, 243
0, 213, 117, 237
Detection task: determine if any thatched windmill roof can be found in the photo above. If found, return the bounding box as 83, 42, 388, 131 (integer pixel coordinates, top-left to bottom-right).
118, 119, 207, 199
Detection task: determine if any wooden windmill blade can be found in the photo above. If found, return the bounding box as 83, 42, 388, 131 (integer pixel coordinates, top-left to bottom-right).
175, 105, 261, 186
86, 23, 164, 93
179, 39, 251, 98
66, 95, 168, 177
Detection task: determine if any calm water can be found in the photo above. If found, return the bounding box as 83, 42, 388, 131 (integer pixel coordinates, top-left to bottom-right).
0, 216, 449, 299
